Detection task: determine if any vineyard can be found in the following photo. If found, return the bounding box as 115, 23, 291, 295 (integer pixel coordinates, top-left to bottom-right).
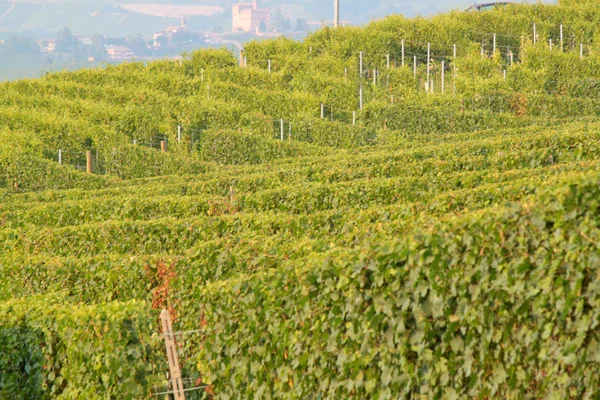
2, 0, 600, 398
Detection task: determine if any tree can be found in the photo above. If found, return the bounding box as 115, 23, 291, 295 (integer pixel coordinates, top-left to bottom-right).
282, 18, 292, 31
89, 34, 107, 61
259, 20, 267, 32
1, 37, 40, 54
55, 27, 78, 53
127, 34, 149, 56
295, 18, 308, 32
155, 35, 168, 47
271, 9, 286, 31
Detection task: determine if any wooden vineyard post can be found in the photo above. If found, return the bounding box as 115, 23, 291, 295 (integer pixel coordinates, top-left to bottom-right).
160, 310, 186, 400
161, 140, 167, 153
359, 51, 363, 77
58, 149, 62, 165
86, 151, 92, 174
426, 43, 431, 93
442, 60, 446, 94
401, 39, 405, 67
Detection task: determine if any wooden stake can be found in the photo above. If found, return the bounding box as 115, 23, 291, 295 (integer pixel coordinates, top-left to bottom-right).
352, 111, 356, 125
86, 151, 92, 174
441, 60, 445, 94
280, 119, 284, 141
359, 51, 363, 77
401, 39, 405, 67
386, 54, 390, 70
160, 310, 185, 400
177, 125, 181, 143
161, 140, 167, 153
321, 103, 324, 118
359, 83, 363, 111
58, 149, 62, 165
560, 24, 564, 51
426, 43, 431, 92
453, 44, 457, 95
413, 56, 417, 77
268, 60, 271, 73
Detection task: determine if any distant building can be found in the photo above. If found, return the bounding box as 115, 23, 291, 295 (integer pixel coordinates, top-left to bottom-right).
36, 39, 56, 53
106, 45, 134, 61
76, 36, 93, 46
232, 0, 270, 33
154, 18, 187, 47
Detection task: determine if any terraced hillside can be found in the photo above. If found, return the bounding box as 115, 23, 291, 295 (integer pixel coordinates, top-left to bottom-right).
2, 1, 600, 398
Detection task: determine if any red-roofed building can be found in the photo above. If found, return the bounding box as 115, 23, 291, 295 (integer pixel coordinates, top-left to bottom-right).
232, 0, 270, 33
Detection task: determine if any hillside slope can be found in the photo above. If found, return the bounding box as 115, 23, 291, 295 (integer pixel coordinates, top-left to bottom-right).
1, 1, 600, 398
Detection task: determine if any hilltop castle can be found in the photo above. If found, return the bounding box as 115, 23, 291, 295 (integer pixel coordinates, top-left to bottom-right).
232, 0, 271, 33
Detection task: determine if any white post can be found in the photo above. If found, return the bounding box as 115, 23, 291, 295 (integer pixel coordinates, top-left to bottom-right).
549, 38, 553, 51
133, 139, 137, 145
481, 44, 485, 59
581, 43, 584, 59
344, 67, 347, 80
413, 55, 417, 77
453, 44, 457, 95
386, 54, 390, 70
373, 68, 377, 85
441, 60, 445, 94
244, 56, 247, 68
493, 33, 496, 54
427, 43, 431, 93
280, 119, 284, 141
510, 51, 514, 66
268, 59, 271, 73
352, 111, 356, 125
560, 24, 564, 51
58, 149, 62, 164
359, 51, 363, 76
321, 103, 324, 118
177, 125, 181, 143
503, 69, 507, 80
533, 23, 537, 45
334, 0, 339, 29
401, 39, 405, 67
391, 95, 394, 104
359, 83, 363, 111
160, 310, 185, 400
